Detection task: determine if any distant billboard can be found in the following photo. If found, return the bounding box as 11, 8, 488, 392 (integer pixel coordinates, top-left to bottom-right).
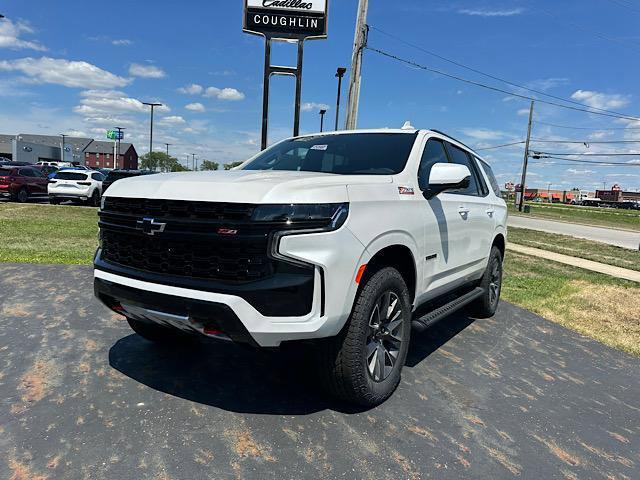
107, 130, 124, 141
243, 0, 329, 39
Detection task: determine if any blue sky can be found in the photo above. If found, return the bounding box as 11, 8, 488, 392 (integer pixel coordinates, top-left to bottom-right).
1, 0, 639, 191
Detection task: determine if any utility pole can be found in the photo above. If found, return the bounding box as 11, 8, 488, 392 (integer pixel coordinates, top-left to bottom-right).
518, 100, 535, 212
114, 127, 125, 169
164, 143, 171, 156
319, 109, 327, 132
335, 67, 347, 131
142, 102, 162, 156
345, 0, 369, 130
191, 153, 196, 171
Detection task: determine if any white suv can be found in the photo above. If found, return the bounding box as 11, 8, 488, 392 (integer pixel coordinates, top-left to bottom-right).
94, 128, 507, 406
49, 170, 104, 205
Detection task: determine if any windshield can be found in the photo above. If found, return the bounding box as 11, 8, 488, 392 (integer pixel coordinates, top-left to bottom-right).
242, 133, 418, 175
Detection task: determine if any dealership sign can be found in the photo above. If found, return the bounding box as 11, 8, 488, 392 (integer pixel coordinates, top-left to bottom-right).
106, 130, 124, 141
244, 0, 328, 39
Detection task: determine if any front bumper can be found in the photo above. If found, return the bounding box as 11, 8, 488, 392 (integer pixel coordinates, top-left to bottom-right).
94, 225, 368, 347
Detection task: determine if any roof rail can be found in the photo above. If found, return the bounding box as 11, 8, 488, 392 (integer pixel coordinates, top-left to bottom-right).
429, 129, 477, 155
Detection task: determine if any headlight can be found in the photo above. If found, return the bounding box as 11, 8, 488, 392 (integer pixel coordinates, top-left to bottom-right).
252, 203, 349, 231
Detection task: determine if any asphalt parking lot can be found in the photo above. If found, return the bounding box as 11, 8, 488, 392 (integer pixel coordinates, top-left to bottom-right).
1, 264, 639, 479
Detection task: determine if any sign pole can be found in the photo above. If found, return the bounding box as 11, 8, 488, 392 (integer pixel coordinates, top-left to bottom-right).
261, 38, 272, 151
293, 40, 305, 138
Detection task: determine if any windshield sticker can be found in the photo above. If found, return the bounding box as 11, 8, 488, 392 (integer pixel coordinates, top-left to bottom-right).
310, 144, 328, 151
398, 186, 415, 195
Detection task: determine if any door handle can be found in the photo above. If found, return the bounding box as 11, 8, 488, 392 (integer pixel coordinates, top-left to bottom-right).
458, 207, 470, 217
486, 209, 495, 218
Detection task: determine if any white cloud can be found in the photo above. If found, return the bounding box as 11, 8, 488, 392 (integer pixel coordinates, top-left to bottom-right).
0, 57, 131, 89
158, 115, 186, 125
461, 128, 506, 140
302, 102, 330, 112
129, 63, 165, 79
178, 83, 204, 95
526, 78, 570, 92
458, 8, 524, 17
0, 18, 47, 51
627, 159, 640, 165
185, 102, 205, 112
74, 90, 170, 116
567, 168, 595, 175
204, 86, 245, 101
112, 39, 133, 46
571, 90, 631, 110
517, 108, 530, 116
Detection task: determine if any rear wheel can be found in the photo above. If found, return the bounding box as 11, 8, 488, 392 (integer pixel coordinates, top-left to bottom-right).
16, 187, 28, 203
317, 267, 411, 407
49, 197, 59, 205
126, 317, 193, 345
468, 246, 503, 318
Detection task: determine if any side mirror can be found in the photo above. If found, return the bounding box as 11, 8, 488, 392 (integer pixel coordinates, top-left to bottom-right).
423, 163, 471, 200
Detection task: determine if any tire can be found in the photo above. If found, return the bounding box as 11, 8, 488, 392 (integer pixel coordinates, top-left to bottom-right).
16, 187, 28, 203
89, 190, 100, 207
468, 246, 503, 318
126, 317, 193, 345
49, 197, 59, 205
317, 267, 412, 407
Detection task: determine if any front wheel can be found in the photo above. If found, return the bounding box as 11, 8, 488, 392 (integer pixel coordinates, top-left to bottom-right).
317, 267, 412, 407
468, 246, 503, 318
89, 190, 100, 207
16, 187, 28, 203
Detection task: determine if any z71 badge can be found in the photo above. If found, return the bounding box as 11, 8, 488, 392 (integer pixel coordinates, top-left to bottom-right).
398, 187, 415, 195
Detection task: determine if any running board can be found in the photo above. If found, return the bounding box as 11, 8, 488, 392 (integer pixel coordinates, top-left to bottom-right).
412, 287, 484, 331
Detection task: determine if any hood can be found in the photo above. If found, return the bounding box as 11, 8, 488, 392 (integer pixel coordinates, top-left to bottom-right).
104, 170, 393, 204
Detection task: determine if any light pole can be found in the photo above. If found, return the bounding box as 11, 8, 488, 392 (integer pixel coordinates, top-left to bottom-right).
319, 109, 327, 132
60, 134, 67, 163
114, 127, 125, 169
142, 102, 162, 156
335, 67, 347, 131
164, 143, 172, 156
191, 153, 197, 171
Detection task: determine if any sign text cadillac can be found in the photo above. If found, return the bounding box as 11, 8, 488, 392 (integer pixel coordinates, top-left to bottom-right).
244, 0, 328, 39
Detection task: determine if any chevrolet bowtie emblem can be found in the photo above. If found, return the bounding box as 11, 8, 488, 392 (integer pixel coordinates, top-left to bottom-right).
137, 218, 167, 236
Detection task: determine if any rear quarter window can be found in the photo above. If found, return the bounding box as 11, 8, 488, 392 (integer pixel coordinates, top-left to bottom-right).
0, 168, 12, 176
55, 172, 88, 181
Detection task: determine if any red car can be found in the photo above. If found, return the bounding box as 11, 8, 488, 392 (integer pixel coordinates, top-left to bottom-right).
0, 165, 49, 203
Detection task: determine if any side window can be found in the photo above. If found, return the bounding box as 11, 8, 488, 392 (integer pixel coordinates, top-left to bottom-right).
19, 168, 34, 177
444, 143, 480, 196
91, 173, 103, 181
478, 159, 501, 197
417, 139, 448, 191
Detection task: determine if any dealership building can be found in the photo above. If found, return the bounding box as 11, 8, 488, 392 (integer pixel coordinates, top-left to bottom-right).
0, 133, 138, 169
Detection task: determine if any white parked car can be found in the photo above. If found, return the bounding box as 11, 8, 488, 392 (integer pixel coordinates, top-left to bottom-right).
36, 161, 74, 168
49, 170, 104, 205
94, 127, 508, 406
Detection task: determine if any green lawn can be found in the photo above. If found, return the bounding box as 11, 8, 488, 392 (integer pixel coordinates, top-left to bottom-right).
508, 202, 640, 232
502, 251, 640, 356
0, 203, 98, 264
508, 227, 640, 272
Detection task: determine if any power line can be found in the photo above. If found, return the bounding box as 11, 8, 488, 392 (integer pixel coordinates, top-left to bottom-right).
538, 8, 640, 52
534, 120, 640, 131
532, 151, 640, 157
531, 139, 640, 144
533, 155, 640, 166
369, 24, 639, 120
476, 141, 526, 151
365, 46, 640, 122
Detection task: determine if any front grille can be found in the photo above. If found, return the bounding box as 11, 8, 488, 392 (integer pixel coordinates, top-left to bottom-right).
98, 198, 282, 283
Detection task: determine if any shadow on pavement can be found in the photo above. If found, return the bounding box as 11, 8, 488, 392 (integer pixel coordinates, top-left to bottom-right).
109, 312, 475, 415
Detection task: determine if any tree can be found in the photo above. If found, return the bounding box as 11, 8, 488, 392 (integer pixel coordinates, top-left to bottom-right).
139, 152, 189, 172
224, 161, 244, 170
200, 160, 219, 171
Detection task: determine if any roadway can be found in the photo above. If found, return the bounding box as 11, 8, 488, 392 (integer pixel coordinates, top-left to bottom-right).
1, 264, 639, 479
508, 215, 640, 250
